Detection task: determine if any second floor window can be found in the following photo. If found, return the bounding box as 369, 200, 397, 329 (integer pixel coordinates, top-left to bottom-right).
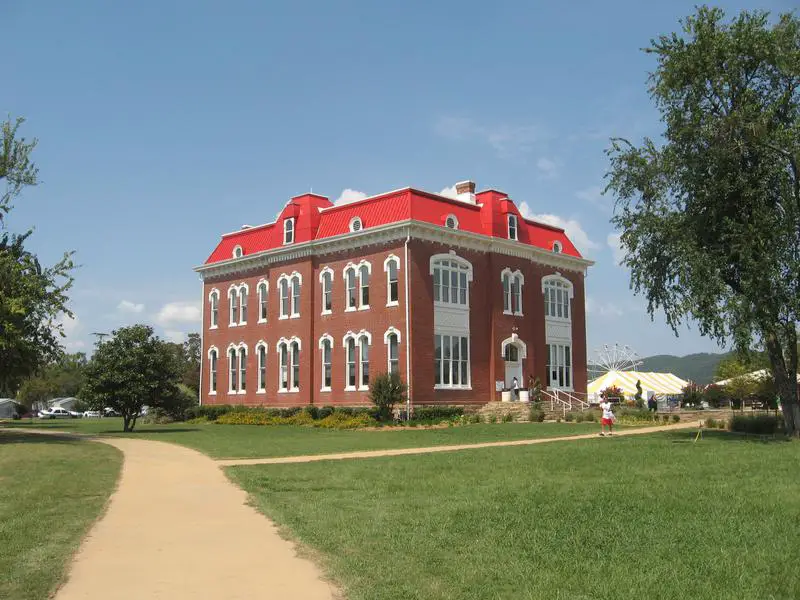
346, 267, 357, 310
291, 276, 300, 316
385, 257, 399, 305
432, 259, 469, 306
543, 278, 571, 319
502, 270, 524, 315
239, 287, 248, 324
229, 289, 239, 325
209, 291, 219, 328
359, 264, 370, 308
280, 279, 289, 318
258, 282, 268, 322
321, 270, 333, 313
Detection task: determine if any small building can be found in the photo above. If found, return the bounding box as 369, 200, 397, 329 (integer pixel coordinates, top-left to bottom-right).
0, 398, 23, 419
588, 371, 688, 403
50, 397, 79, 411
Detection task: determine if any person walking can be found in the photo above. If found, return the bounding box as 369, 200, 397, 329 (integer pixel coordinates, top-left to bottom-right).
600, 399, 615, 436
512, 377, 520, 401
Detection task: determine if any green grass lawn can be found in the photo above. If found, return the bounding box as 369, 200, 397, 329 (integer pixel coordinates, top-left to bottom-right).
228, 431, 800, 600
0, 432, 122, 600
2, 418, 604, 459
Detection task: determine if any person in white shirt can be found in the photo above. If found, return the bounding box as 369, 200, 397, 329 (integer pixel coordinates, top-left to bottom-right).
599, 400, 615, 436
512, 377, 519, 401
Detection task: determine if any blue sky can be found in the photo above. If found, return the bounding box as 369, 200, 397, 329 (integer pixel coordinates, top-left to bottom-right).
3, 0, 794, 360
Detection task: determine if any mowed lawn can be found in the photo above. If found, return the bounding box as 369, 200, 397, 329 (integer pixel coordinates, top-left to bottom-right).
228, 431, 800, 600
4, 419, 603, 459
0, 432, 122, 600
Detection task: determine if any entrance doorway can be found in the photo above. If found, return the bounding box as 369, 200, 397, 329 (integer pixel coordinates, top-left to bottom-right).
504, 343, 522, 390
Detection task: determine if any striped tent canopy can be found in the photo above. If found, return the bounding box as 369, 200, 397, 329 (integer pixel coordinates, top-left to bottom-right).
588, 370, 688, 400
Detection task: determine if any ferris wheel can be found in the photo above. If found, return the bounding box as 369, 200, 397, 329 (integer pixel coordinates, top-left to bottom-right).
588, 343, 642, 380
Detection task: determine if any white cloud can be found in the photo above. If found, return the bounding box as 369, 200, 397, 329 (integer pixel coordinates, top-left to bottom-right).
66, 340, 87, 352
57, 314, 80, 336
117, 300, 145, 314
586, 296, 624, 318
155, 301, 201, 326
607, 232, 625, 265
163, 330, 186, 343
439, 185, 459, 199
527, 211, 599, 256
576, 185, 606, 207
334, 189, 368, 205
536, 157, 559, 179
434, 116, 545, 159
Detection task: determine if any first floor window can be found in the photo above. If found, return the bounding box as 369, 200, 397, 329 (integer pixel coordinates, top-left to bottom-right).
280, 344, 289, 390
209, 350, 218, 392
387, 333, 399, 375
238, 348, 247, 391
321, 339, 332, 389
291, 341, 300, 389
228, 348, 237, 391
359, 336, 369, 388
278, 341, 299, 391
346, 337, 357, 388
546, 343, 572, 388
434, 334, 469, 387
257, 345, 266, 391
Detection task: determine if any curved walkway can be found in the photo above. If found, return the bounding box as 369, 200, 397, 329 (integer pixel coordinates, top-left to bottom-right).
54, 437, 337, 600
217, 420, 700, 466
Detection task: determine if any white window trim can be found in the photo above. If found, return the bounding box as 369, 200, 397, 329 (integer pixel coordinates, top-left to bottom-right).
508, 214, 518, 241
208, 288, 220, 330
357, 260, 371, 311
276, 337, 301, 393
384, 327, 401, 375
542, 273, 574, 321
342, 330, 371, 391
237, 346, 247, 394
546, 342, 574, 391
433, 333, 472, 390
283, 217, 295, 245
227, 346, 238, 394
277, 273, 302, 320
255, 340, 268, 394
430, 252, 474, 308
227, 285, 239, 327
207, 345, 219, 395
238, 283, 249, 326
444, 214, 459, 229
343, 263, 358, 312
257, 279, 269, 323
500, 268, 525, 316
289, 273, 302, 318
232, 245, 243, 259
349, 216, 363, 232
553, 241, 563, 253
319, 334, 334, 392
319, 267, 334, 315
384, 254, 400, 307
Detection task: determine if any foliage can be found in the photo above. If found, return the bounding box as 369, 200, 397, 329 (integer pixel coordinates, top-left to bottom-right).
634, 379, 644, 408
215, 408, 376, 429
606, 6, 800, 436
730, 414, 783, 435
368, 372, 407, 421
681, 382, 705, 407
703, 384, 728, 408
184, 404, 234, 421
412, 406, 464, 421
82, 325, 184, 431
600, 385, 625, 402
527, 376, 544, 402
15, 353, 87, 409
529, 403, 545, 423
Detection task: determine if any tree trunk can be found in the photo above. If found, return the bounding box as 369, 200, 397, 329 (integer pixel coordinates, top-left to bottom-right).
129, 415, 137, 432
123, 415, 131, 432
764, 328, 799, 437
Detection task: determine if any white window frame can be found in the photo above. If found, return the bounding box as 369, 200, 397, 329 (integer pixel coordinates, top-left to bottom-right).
276, 337, 301, 393
238, 283, 249, 325
343, 330, 371, 391
208, 288, 219, 329
542, 275, 573, 321
207, 346, 218, 394
232, 245, 243, 259
278, 275, 290, 319
349, 217, 363, 232
358, 262, 371, 310
237, 346, 247, 394
384, 327, 401, 376
283, 217, 295, 244
434, 334, 471, 390
319, 334, 333, 392
444, 214, 458, 229
228, 285, 239, 327
430, 254, 473, 307
319, 267, 334, 315
501, 268, 524, 316
344, 265, 358, 312
257, 280, 268, 323
384, 255, 400, 307
255, 341, 268, 393
508, 214, 518, 241
546, 342, 573, 390
553, 241, 563, 253
290, 273, 301, 318
228, 346, 238, 393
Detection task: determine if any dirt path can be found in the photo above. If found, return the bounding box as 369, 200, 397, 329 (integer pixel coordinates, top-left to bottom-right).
54, 437, 337, 600
218, 420, 700, 466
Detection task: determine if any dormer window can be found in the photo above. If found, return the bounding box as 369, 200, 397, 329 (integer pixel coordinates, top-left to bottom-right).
349, 217, 363, 232
445, 215, 458, 229
283, 218, 295, 244
232, 245, 243, 259
553, 241, 562, 253
508, 215, 518, 241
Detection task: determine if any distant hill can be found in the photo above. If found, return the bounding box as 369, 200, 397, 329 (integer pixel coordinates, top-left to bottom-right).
637, 352, 733, 384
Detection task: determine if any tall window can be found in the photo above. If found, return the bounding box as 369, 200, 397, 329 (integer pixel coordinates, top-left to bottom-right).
321, 270, 333, 314
386, 332, 399, 375
502, 269, 524, 315
546, 343, 572, 388
508, 214, 518, 240
277, 339, 300, 391
257, 344, 267, 391
291, 275, 301, 316
209, 290, 219, 328
258, 281, 268, 322
209, 349, 218, 392
229, 288, 239, 325
346, 337, 357, 389
502, 273, 511, 312
279, 343, 289, 390
543, 278, 571, 319
345, 267, 357, 310
284, 218, 294, 244
279, 278, 290, 318
359, 336, 369, 388
228, 348, 237, 392
238, 347, 247, 392
512, 276, 522, 314
359, 264, 370, 308
291, 341, 300, 390
434, 334, 470, 388
239, 287, 248, 324
320, 337, 332, 390
432, 259, 470, 306
385, 257, 399, 305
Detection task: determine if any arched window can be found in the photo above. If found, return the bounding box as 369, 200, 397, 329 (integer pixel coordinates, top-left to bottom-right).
501, 269, 525, 316
257, 281, 268, 322
343, 330, 371, 390
291, 275, 301, 317
283, 218, 295, 244
345, 337, 357, 389
209, 289, 219, 329
320, 268, 333, 314
445, 214, 458, 229
359, 336, 370, 388
349, 217, 363, 232
256, 342, 267, 392
238, 286, 248, 325
279, 276, 290, 318
384, 328, 401, 375
233, 245, 243, 259
228, 287, 239, 325
384, 255, 400, 306
277, 338, 301, 392
542, 276, 573, 320
508, 214, 518, 241
431, 256, 472, 306
319, 335, 333, 391
344, 266, 357, 310
279, 342, 289, 390
359, 264, 370, 308
502, 272, 511, 313
291, 341, 300, 390
238, 347, 247, 392
228, 347, 238, 392
208, 347, 218, 393
552, 241, 562, 253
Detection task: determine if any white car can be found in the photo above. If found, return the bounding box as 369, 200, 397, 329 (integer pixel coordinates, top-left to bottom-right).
38, 407, 80, 419
83, 410, 102, 418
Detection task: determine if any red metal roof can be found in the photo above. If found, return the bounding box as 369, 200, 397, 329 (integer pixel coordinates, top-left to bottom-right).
204, 186, 583, 264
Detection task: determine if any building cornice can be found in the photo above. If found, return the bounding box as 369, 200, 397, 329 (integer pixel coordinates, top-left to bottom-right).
194, 220, 594, 281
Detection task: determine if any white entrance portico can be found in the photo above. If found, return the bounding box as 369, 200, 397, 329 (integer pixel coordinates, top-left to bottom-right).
501, 334, 527, 392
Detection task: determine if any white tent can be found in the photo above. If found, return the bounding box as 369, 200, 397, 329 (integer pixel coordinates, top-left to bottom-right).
714, 369, 800, 387
588, 370, 688, 402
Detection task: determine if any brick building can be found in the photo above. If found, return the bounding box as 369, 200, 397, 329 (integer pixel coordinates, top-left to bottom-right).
195, 181, 592, 408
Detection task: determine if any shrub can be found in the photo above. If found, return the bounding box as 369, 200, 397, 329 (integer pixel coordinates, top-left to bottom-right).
582, 411, 598, 423
369, 372, 407, 421
318, 405, 335, 419
671, 414, 680, 423
413, 406, 464, 421
705, 418, 717, 429
501, 412, 514, 423
717, 419, 727, 429
730, 414, 782, 435
469, 413, 482, 424
564, 412, 575, 422
662, 414, 670, 424
600, 385, 625, 403
681, 382, 704, 408
529, 408, 545, 422
303, 405, 319, 420
488, 414, 497, 424
703, 384, 727, 408
184, 404, 234, 421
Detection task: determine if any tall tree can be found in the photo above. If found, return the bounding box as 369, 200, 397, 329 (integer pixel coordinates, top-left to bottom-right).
606, 7, 800, 435
0, 117, 75, 394
82, 325, 183, 432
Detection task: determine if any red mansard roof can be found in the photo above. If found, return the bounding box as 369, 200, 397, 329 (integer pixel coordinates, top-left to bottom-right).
205, 186, 582, 264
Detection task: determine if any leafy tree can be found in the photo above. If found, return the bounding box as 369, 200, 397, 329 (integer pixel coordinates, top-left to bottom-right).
82, 325, 183, 432
634, 379, 644, 408
606, 7, 800, 435
681, 382, 704, 408
703, 384, 728, 408
182, 333, 201, 394
0, 117, 75, 395
369, 372, 407, 421
16, 352, 87, 409
600, 385, 625, 403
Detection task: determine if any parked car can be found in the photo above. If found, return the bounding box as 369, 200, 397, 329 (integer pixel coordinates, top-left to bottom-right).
38, 407, 79, 419
83, 410, 102, 418
103, 408, 119, 417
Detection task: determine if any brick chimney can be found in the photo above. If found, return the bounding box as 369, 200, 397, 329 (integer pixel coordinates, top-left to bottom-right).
454, 180, 476, 204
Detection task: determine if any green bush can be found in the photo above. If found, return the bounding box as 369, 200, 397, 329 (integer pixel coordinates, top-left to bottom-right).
318, 405, 335, 419
413, 406, 464, 421
184, 404, 234, 421
582, 411, 598, 423
529, 407, 545, 422
488, 414, 497, 424
501, 412, 514, 423
705, 418, 717, 429
662, 414, 670, 424
469, 413, 482, 424
303, 405, 319, 420
369, 372, 407, 421
730, 414, 782, 435
564, 412, 575, 422
671, 415, 680, 423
